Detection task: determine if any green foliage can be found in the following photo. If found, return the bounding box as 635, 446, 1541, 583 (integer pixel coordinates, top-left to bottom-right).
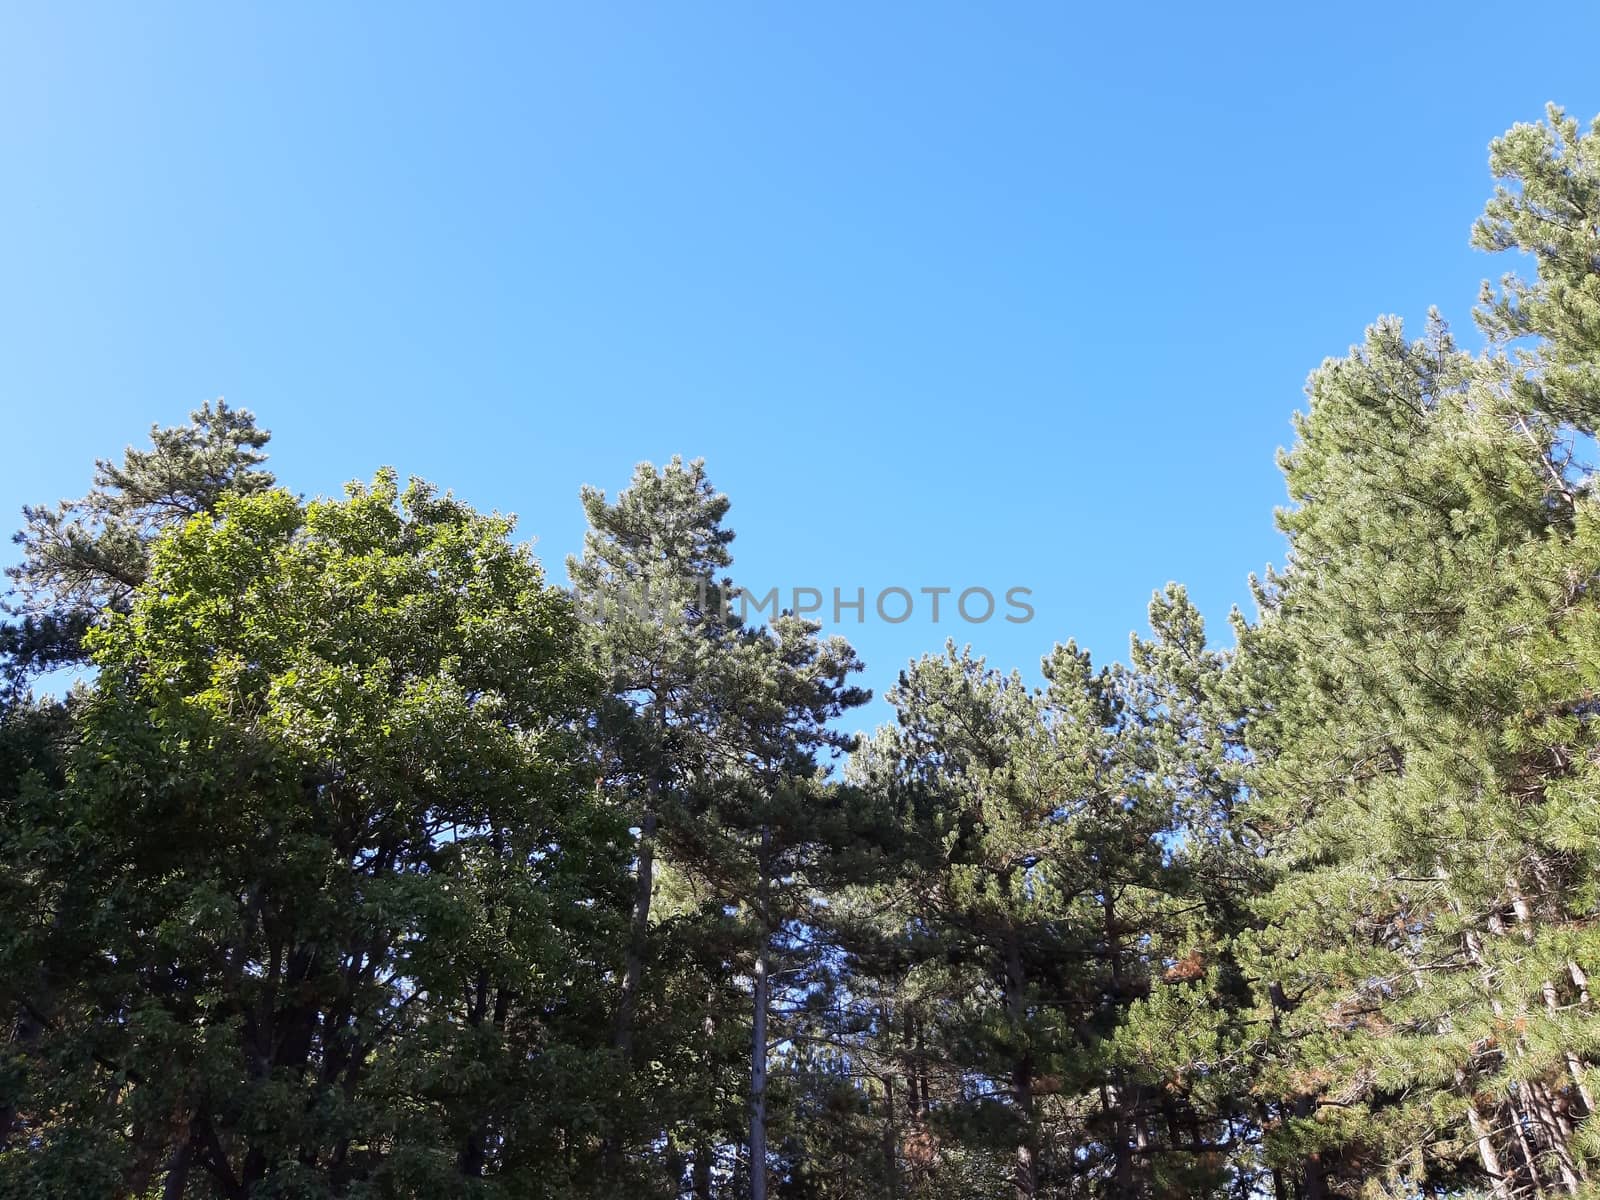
3, 399, 274, 687
2, 472, 628, 1198
1225, 106, 1600, 1199
6, 102, 1600, 1200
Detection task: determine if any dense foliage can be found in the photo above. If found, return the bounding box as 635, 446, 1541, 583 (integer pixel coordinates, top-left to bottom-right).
5, 104, 1600, 1198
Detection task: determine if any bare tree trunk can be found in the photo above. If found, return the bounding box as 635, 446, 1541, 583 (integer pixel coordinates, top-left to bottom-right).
1294, 1096, 1326, 1200
162, 1132, 195, 1200
605, 780, 660, 1179
1102, 889, 1136, 1197
1105, 1082, 1136, 1198
1461, 1088, 1512, 1200
749, 931, 770, 1200
1404, 898, 1511, 1200
882, 1075, 900, 1200
1526, 1080, 1582, 1194
692, 1140, 713, 1199
615, 807, 658, 1058
1005, 933, 1035, 1200
616, 709, 670, 1062
1263, 982, 1322, 1200
749, 827, 772, 1200
1304, 1153, 1328, 1200
1482, 896, 1581, 1194
1507, 1088, 1549, 1198
1543, 977, 1597, 1114
914, 1017, 928, 1117
1508, 878, 1589, 1183
664, 1136, 687, 1200
1570, 961, 1591, 1005
1, 978, 51, 1149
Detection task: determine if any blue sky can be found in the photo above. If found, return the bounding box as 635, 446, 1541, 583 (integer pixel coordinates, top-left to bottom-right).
4, 2, 1598, 730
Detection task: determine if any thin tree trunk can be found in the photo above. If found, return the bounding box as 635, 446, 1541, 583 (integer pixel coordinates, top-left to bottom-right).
1570, 961, 1591, 1005
749, 930, 770, 1200
1508, 877, 1588, 1185
692, 1139, 713, 1199
1103, 889, 1136, 1197
1303, 1152, 1328, 1199
1292, 1096, 1326, 1200
605, 793, 659, 1179
162, 1132, 195, 1200
615, 807, 658, 1058
1462, 1089, 1512, 1200
1508, 1088, 1549, 1198
914, 1017, 928, 1117
749, 826, 773, 1200
1527, 1079, 1582, 1194
1543, 977, 1596, 1114
1105, 1082, 1135, 1198
883, 1074, 900, 1199
1, 977, 52, 1149
1406, 905, 1511, 1200
1005, 932, 1035, 1200
664, 1135, 687, 1199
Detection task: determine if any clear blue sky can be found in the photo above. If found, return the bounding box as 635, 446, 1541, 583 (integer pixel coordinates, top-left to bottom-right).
4, 3, 1598, 730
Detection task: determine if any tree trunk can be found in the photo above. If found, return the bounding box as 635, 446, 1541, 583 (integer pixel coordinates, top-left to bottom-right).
1302, 1151, 1327, 1200
615, 807, 658, 1058
1005, 932, 1035, 1200
1105, 1082, 1136, 1198
914, 1017, 928, 1117
664, 1136, 687, 1199
1526, 1079, 1582, 1194
1291, 1096, 1325, 1200
692, 1139, 713, 1199
1, 974, 52, 1149
606, 803, 658, 1179
749, 824, 773, 1200
1102, 889, 1136, 1198
161, 1129, 195, 1200
685, 988, 719, 1198
1462, 1092, 1512, 1200
1507, 1088, 1549, 1198
882, 1075, 900, 1199
750, 930, 770, 1200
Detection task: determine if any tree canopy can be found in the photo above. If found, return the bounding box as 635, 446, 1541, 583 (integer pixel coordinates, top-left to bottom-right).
6, 104, 1600, 1199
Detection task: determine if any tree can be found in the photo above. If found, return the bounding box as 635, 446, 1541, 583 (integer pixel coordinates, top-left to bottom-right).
6, 102, 1600, 1200
0, 471, 630, 1198
567, 456, 753, 1192
839, 637, 1194, 1200
569, 459, 872, 1200
675, 613, 868, 1200
1232, 181, 1600, 1192
2, 399, 274, 686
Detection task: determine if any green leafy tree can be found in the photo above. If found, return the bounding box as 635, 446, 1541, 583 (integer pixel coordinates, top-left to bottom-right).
1, 471, 629, 1198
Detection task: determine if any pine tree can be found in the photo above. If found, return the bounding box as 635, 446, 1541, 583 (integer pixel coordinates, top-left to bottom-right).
840, 638, 1194, 1200
569, 458, 873, 1199
670, 613, 869, 1200
1231, 105, 1600, 1193
1101, 587, 1265, 1200
2, 399, 273, 685
567, 456, 753, 1191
